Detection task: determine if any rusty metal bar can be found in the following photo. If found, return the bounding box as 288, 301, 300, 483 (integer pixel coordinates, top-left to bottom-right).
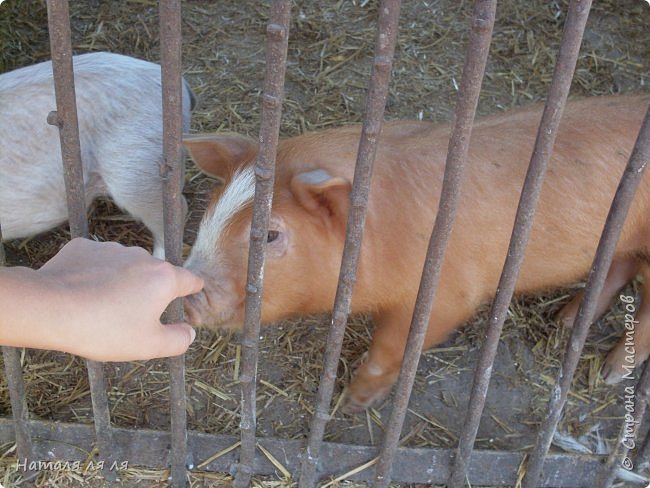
298, 2, 401, 486
1, 348, 34, 469
0, 418, 612, 486
599, 360, 650, 487
372, 2, 496, 487
233, 1, 292, 487
522, 105, 650, 487
159, 1, 187, 486
0, 223, 35, 469
450, 1, 594, 486
637, 431, 650, 472
45, 0, 115, 481
45, 1, 87, 240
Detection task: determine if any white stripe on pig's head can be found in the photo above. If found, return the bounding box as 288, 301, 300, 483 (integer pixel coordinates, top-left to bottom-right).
183, 132, 259, 270
188, 165, 256, 265
183, 166, 257, 328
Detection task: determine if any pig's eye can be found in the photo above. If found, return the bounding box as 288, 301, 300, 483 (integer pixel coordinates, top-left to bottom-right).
267, 230, 280, 243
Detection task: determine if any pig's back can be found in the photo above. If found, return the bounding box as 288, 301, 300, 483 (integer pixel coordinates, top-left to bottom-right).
457, 95, 649, 297
363, 95, 649, 303
0, 52, 169, 171
0, 52, 183, 239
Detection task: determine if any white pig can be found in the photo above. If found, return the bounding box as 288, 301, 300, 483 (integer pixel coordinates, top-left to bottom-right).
0, 52, 194, 258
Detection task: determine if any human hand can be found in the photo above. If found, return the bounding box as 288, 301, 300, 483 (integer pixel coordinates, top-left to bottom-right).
0, 238, 203, 361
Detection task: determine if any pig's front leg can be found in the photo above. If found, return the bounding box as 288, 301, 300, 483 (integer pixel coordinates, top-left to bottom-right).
343, 306, 411, 413
343, 304, 462, 413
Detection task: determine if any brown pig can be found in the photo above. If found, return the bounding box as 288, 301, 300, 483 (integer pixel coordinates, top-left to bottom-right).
183, 95, 650, 412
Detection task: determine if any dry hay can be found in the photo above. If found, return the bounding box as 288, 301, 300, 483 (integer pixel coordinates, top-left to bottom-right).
0, 0, 649, 486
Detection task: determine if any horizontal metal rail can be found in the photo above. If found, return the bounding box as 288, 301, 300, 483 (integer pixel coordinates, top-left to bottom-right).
0, 419, 620, 487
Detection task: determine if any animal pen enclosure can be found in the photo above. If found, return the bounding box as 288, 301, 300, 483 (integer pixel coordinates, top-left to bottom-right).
0, 0, 649, 486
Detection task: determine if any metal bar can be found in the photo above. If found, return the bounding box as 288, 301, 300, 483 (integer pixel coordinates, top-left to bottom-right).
45, 0, 115, 481
372, 2, 496, 487
636, 429, 650, 472
0, 223, 35, 470
159, 1, 187, 486
45, 0, 87, 239
599, 361, 650, 487
0, 419, 617, 486
233, 1, 292, 487
1, 348, 34, 469
449, 0, 594, 485
298, 1, 401, 486
522, 105, 650, 487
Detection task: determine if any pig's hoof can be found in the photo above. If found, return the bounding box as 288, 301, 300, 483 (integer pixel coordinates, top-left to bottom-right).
340, 384, 392, 415
350, 351, 368, 371
601, 346, 648, 384
556, 303, 578, 329
557, 313, 576, 329
341, 397, 367, 415
600, 361, 625, 385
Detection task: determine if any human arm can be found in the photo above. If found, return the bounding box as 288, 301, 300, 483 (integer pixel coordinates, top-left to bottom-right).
0, 238, 203, 361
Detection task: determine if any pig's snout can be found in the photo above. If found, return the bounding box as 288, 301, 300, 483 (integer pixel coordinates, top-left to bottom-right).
183, 291, 206, 326
181, 276, 241, 330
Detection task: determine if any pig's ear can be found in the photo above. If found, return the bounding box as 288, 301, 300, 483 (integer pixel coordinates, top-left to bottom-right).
183, 133, 258, 182
291, 169, 351, 230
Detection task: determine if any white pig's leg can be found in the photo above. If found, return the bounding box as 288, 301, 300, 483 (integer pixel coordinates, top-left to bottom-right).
116, 191, 166, 259
102, 167, 188, 259
602, 262, 650, 384
556, 256, 639, 328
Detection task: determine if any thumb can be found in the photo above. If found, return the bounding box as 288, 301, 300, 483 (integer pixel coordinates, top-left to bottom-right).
150, 322, 196, 359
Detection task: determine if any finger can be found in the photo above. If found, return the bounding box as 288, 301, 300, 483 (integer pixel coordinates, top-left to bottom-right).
148, 322, 196, 359
170, 266, 205, 297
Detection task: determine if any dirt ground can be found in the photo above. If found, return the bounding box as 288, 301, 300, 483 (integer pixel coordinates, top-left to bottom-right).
1, 0, 649, 486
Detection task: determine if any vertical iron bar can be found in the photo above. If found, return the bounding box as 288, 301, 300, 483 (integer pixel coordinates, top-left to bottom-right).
233, 1, 292, 487
298, 1, 401, 486
46, 0, 88, 240
598, 361, 650, 488
522, 106, 650, 487
372, 2, 496, 487
1, 348, 34, 468
159, 1, 187, 486
0, 222, 35, 469
45, 0, 115, 481
449, 1, 593, 486
636, 431, 650, 471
